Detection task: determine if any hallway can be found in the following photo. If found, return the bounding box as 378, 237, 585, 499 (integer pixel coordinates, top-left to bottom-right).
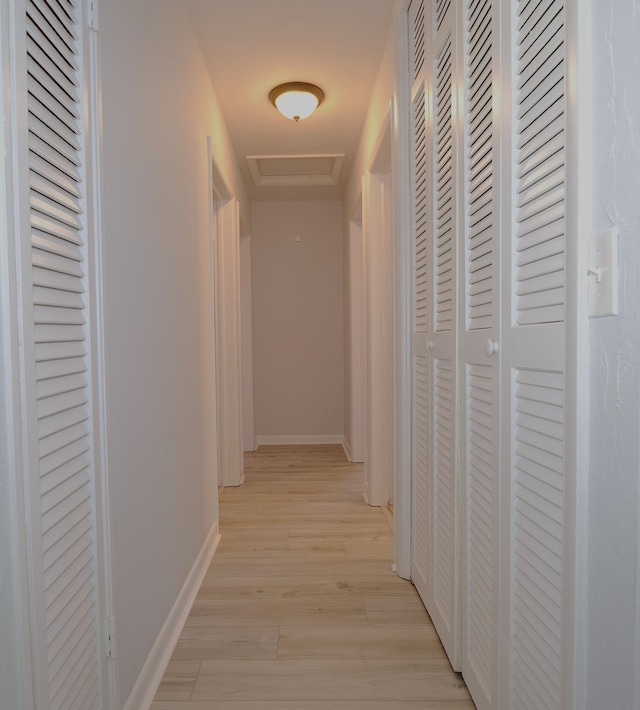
151, 446, 474, 708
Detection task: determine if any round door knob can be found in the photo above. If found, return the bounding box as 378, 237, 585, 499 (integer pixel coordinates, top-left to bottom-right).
484, 338, 499, 357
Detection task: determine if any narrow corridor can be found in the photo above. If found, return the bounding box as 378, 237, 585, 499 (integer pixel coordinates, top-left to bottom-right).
151, 445, 474, 708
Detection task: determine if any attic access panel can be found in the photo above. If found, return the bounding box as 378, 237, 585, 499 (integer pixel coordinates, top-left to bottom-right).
247, 154, 345, 187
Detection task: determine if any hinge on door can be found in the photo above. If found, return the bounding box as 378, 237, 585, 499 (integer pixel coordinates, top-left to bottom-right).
88, 0, 99, 31
105, 616, 116, 659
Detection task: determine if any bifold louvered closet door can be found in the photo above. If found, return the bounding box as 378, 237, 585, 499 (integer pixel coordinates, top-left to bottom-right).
460, 0, 499, 707
18, 1, 108, 708
407, 1, 577, 709
504, 1, 572, 707
409, 0, 461, 669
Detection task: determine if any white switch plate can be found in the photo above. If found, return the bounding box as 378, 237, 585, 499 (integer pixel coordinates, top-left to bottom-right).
588, 226, 619, 318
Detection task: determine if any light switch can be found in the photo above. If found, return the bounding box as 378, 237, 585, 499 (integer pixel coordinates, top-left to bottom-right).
588, 227, 619, 318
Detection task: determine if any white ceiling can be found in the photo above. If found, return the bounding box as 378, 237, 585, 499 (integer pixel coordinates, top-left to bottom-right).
185, 0, 397, 201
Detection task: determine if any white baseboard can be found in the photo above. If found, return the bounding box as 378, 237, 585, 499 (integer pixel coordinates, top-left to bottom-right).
123, 523, 221, 710
255, 434, 344, 446
341, 436, 353, 462
243, 436, 258, 453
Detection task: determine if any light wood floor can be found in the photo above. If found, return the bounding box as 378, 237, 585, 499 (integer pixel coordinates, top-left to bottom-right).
151, 445, 474, 709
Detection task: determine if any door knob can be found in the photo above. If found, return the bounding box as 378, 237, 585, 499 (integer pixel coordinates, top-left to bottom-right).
484, 339, 499, 357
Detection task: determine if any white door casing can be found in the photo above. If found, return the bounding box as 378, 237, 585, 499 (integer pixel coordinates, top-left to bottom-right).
239, 231, 256, 453
348, 194, 366, 464
364, 111, 394, 507
209, 150, 244, 488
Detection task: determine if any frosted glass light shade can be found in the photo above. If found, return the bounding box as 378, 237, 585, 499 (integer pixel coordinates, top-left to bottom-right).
269, 82, 324, 122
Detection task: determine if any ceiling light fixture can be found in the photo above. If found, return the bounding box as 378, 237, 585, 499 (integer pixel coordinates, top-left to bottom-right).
269, 82, 325, 122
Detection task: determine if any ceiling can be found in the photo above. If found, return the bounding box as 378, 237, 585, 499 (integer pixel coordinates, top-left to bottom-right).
185, 0, 397, 201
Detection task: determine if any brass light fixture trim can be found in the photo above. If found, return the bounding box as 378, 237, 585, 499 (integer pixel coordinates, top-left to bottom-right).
269, 82, 325, 122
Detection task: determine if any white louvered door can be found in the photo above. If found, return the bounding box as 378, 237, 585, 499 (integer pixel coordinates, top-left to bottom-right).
409, 0, 461, 669
407, 1, 580, 708
428, 0, 460, 667
501, 1, 573, 708
460, 1, 500, 708
18, 1, 109, 708
409, 0, 431, 608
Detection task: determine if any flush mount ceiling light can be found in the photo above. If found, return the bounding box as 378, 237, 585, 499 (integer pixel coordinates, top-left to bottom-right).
269, 82, 325, 122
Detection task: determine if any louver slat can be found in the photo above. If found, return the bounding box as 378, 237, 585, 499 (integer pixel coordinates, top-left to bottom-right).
27, 56, 80, 118
413, 356, 430, 583
26, 0, 78, 56
28, 117, 82, 185
409, 0, 426, 81
27, 35, 79, 100
26, 16, 79, 88
413, 83, 428, 333
29, 153, 80, 198
512, 364, 564, 710
39, 420, 90, 460
435, 38, 454, 332
466, 363, 494, 701
466, 0, 493, 332
26, 2, 101, 709
514, 0, 565, 326
436, 0, 451, 31
433, 359, 455, 624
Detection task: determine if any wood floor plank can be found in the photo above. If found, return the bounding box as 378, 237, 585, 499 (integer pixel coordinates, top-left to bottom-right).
277, 624, 444, 658
171, 626, 279, 660
154, 660, 200, 701
191, 659, 471, 702
364, 596, 432, 625
206, 558, 397, 578
344, 540, 394, 559
213, 540, 347, 559
153, 445, 473, 708
186, 598, 369, 626
196, 575, 418, 600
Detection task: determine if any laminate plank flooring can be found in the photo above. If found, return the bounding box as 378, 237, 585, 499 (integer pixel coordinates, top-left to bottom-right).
152, 445, 474, 709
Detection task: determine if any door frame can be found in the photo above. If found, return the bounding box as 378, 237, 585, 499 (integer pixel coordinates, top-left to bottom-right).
239, 225, 256, 453
364, 108, 394, 508
348, 192, 366, 464
208, 142, 244, 487
363, 91, 412, 580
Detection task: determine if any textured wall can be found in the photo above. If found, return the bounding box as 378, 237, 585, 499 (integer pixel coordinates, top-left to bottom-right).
587, 1, 640, 707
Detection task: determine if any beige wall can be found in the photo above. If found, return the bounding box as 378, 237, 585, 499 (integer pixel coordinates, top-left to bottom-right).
100, 1, 248, 704
252, 201, 344, 440
343, 19, 399, 458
